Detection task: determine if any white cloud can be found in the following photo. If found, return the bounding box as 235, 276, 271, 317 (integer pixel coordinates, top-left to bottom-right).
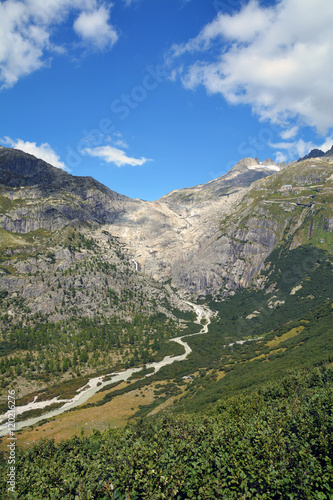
112, 138, 129, 149
280, 126, 299, 140
83, 145, 152, 167
274, 151, 288, 164
270, 135, 333, 160
2, 136, 67, 170
109, 131, 128, 149
0, 0, 118, 88
73, 6, 118, 50
170, 0, 333, 134
319, 137, 333, 153
269, 138, 316, 160
172, 0, 273, 57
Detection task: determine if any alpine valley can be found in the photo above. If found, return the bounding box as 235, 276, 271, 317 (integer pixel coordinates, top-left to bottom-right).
1, 145, 333, 499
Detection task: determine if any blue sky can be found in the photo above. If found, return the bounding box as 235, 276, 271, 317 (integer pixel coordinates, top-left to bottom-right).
1, 0, 333, 200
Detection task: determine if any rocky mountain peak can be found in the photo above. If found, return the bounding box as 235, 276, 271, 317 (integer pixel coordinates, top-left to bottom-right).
298, 145, 333, 162
0, 147, 139, 233
298, 148, 325, 161
160, 157, 281, 207
229, 157, 261, 173
229, 157, 281, 175
0, 147, 126, 201
261, 158, 277, 166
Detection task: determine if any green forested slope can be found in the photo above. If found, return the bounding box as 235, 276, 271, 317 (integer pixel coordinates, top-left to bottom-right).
1, 365, 332, 499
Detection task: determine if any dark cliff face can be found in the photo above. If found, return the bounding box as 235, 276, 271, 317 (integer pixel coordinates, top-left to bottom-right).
324, 145, 333, 157
0, 147, 126, 200
0, 147, 68, 188
0, 148, 138, 231
298, 149, 325, 161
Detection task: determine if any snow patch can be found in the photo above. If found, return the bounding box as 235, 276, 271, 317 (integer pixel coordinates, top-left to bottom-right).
248, 164, 280, 171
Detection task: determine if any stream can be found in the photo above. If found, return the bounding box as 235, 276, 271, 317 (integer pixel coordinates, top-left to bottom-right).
0, 301, 213, 436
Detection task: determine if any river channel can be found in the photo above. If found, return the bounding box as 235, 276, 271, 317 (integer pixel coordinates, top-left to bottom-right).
0, 302, 213, 436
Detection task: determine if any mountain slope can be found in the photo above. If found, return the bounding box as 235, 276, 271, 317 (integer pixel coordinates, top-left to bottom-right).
216, 155, 333, 283
159, 157, 284, 206
1, 147, 333, 301
0, 147, 135, 233
114, 155, 333, 295
0, 148, 282, 297
104, 158, 289, 294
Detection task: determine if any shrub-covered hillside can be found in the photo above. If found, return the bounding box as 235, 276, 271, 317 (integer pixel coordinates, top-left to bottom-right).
1, 364, 332, 499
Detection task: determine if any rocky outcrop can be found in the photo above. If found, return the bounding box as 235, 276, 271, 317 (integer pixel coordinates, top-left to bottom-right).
1, 147, 332, 298
160, 157, 283, 206
0, 148, 124, 198
0, 148, 144, 232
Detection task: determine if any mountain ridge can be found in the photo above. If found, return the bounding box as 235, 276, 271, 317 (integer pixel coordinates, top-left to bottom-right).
297, 145, 333, 162
0, 146, 285, 203
1, 145, 332, 301
159, 156, 285, 206
0, 147, 126, 200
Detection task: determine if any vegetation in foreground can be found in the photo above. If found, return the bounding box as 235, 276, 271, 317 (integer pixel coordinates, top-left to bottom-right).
1, 364, 332, 499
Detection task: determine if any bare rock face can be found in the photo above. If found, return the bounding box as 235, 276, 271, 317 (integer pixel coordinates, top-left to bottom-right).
108, 190, 248, 295
99, 157, 285, 295
110, 191, 282, 296
1, 147, 333, 298
108, 157, 333, 295
0, 147, 137, 232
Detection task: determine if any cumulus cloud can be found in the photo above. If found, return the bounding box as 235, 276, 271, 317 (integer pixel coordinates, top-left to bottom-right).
2, 136, 67, 170
73, 6, 118, 50
83, 145, 152, 167
280, 126, 299, 140
274, 151, 288, 164
0, 0, 118, 88
319, 137, 333, 152
269, 136, 333, 162
170, 0, 333, 134
269, 139, 316, 160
